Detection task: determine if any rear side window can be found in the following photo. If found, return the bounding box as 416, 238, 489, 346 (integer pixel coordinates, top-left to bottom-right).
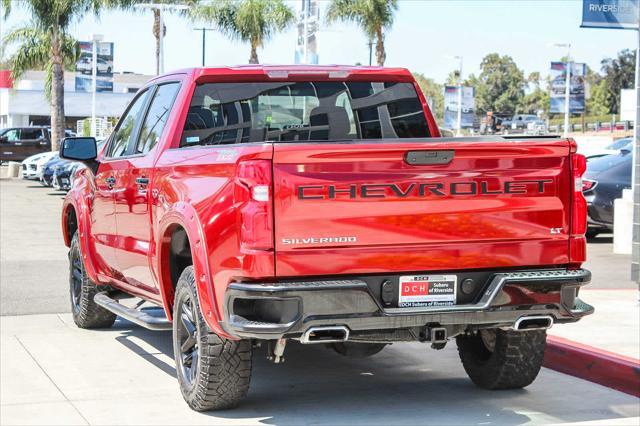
20, 128, 42, 140
136, 83, 180, 154
181, 81, 429, 147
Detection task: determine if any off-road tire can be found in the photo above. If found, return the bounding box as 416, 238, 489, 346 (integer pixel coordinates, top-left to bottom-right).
173, 266, 252, 411
69, 232, 116, 329
331, 342, 387, 358
456, 328, 546, 390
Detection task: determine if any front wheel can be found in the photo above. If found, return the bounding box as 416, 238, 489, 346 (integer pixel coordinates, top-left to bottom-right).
456, 328, 546, 390
173, 266, 252, 411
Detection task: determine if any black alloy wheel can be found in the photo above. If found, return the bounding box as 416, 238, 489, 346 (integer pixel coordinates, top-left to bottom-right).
176, 292, 200, 388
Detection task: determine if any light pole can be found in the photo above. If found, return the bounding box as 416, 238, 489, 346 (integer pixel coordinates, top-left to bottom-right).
454, 55, 463, 137
135, 3, 190, 74
193, 27, 214, 67
91, 33, 103, 138
445, 55, 464, 136
554, 43, 572, 138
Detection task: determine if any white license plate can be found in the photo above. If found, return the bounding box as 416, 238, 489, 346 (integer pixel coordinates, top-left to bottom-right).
398, 275, 457, 308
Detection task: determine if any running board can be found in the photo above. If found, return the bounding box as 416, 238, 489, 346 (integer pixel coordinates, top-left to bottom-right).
94, 292, 172, 331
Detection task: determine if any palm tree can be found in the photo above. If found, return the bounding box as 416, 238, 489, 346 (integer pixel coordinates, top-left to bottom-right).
326, 0, 398, 66
1, 0, 135, 150
152, 8, 165, 75
191, 0, 294, 64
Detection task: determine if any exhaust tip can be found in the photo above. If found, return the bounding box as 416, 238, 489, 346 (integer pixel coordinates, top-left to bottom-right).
300, 326, 349, 344
514, 315, 554, 331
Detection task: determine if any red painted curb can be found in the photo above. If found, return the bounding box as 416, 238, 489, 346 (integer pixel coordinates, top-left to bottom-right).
544, 335, 640, 397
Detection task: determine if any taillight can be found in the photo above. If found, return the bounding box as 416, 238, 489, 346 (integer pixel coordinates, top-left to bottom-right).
235, 160, 273, 251
581, 178, 597, 193
571, 153, 587, 236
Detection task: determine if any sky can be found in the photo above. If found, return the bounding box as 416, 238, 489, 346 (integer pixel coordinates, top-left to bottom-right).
0, 0, 636, 84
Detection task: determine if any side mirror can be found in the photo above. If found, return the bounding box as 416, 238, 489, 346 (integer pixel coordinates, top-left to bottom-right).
0, 136, 7, 144
620, 148, 631, 156
60, 137, 97, 161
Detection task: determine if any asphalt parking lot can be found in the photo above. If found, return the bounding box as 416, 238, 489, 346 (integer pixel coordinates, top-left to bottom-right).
1, 176, 639, 425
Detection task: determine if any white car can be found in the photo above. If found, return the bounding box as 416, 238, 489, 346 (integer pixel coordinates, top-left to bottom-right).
77, 57, 112, 75
20, 151, 58, 179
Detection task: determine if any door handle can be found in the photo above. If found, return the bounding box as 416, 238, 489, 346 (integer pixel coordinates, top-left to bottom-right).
136, 177, 149, 186
405, 150, 454, 165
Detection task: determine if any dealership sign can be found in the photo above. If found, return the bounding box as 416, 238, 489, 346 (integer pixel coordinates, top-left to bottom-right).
549, 62, 586, 114
75, 41, 114, 92
443, 86, 475, 129
581, 0, 639, 29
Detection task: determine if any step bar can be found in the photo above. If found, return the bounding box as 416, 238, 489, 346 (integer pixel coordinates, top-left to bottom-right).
94, 292, 172, 331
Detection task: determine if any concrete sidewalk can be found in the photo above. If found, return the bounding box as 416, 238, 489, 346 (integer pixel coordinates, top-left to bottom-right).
549, 289, 640, 360
1, 314, 639, 426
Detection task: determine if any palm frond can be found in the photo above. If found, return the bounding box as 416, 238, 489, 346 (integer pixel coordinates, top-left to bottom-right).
2, 26, 51, 80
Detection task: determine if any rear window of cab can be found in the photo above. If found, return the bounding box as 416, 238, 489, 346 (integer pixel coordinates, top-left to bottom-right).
181, 81, 429, 146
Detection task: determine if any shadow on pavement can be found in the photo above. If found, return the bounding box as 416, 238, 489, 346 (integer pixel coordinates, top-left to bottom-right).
588, 235, 614, 244
109, 318, 636, 425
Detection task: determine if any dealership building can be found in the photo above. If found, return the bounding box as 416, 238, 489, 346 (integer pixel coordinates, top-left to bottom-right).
0, 70, 151, 131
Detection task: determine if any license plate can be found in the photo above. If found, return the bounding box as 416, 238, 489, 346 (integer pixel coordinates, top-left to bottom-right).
398, 275, 457, 308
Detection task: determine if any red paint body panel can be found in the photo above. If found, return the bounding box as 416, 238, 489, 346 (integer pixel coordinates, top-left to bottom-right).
62, 66, 585, 338
272, 140, 573, 277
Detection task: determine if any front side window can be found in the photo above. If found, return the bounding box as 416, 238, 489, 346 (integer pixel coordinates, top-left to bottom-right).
107, 90, 149, 157
181, 81, 429, 147
136, 83, 181, 154
1, 129, 20, 142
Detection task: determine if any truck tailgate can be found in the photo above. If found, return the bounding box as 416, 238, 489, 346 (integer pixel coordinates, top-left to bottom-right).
272, 138, 573, 277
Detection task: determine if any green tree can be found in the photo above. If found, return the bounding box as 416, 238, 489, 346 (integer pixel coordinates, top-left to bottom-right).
444, 70, 473, 87
326, 0, 398, 66
587, 79, 611, 116
600, 49, 636, 114
412, 72, 443, 121
473, 53, 525, 115
191, 0, 294, 64
519, 72, 549, 115
2, 0, 134, 150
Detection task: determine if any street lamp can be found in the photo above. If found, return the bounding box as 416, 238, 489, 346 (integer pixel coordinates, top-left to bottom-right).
193, 27, 215, 67
446, 55, 464, 136
135, 3, 191, 74
553, 43, 572, 138
91, 33, 103, 138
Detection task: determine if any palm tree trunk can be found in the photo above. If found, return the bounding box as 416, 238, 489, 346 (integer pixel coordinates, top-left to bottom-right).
375, 27, 386, 66
50, 29, 65, 152
153, 9, 161, 75
249, 41, 259, 64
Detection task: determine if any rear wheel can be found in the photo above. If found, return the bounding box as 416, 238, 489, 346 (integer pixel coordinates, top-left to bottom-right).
173, 266, 252, 411
69, 232, 116, 329
456, 328, 546, 390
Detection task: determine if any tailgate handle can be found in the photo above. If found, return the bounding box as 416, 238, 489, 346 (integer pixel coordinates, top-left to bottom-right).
405, 150, 454, 165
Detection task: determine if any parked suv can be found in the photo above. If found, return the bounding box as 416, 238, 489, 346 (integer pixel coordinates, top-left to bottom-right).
501, 114, 546, 135
0, 126, 51, 162
60, 66, 592, 411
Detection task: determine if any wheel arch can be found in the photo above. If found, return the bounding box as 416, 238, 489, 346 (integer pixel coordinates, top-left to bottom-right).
62, 195, 101, 284
156, 204, 224, 335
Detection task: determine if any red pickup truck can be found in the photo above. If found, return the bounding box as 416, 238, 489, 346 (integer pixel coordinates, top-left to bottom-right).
60, 65, 593, 411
